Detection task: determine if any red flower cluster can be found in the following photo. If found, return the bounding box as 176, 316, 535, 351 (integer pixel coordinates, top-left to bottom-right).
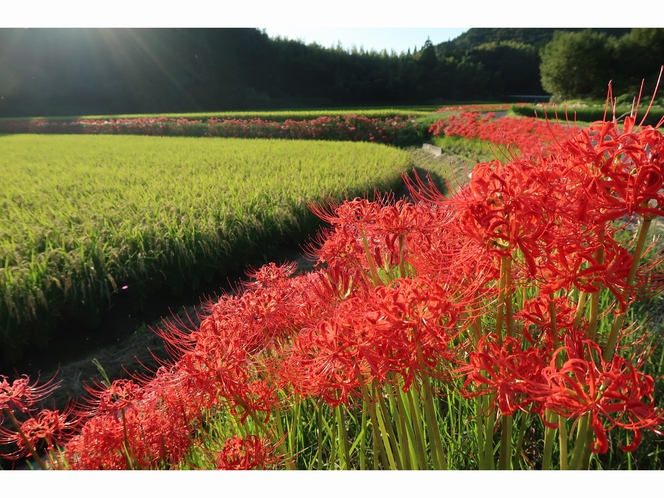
0, 115, 422, 145
429, 111, 577, 158
216, 434, 281, 470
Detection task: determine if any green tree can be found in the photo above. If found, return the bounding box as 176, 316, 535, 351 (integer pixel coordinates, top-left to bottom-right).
614, 28, 664, 95
540, 30, 617, 100
466, 41, 543, 96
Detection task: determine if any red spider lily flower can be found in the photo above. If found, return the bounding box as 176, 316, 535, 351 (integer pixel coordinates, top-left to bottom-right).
0, 405, 80, 460
557, 119, 664, 223
459, 335, 551, 416
0, 374, 61, 417
80, 378, 143, 419
64, 368, 201, 469
369, 276, 467, 383
278, 271, 471, 406
62, 413, 128, 469
216, 434, 282, 470
244, 261, 298, 288
282, 310, 368, 407
515, 295, 578, 347
541, 335, 664, 454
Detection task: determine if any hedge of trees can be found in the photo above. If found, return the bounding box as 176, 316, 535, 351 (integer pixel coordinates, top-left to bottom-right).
540, 29, 664, 101
0, 28, 661, 117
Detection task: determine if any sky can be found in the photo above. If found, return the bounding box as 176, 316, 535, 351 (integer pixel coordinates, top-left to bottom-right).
261, 28, 469, 54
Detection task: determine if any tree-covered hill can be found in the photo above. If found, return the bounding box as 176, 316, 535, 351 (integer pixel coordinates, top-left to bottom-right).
0, 28, 659, 118
436, 28, 632, 54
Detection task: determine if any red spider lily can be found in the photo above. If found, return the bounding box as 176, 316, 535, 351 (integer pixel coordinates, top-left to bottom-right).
557, 119, 664, 223
216, 434, 281, 470
515, 295, 578, 348
279, 305, 369, 407
0, 374, 61, 417
459, 335, 551, 416
370, 276, 466, 380
278, 274, 467, 406
540, 335, 664, 454
0, 115, 420, 144
64, 368, 200, 469
244, 261, 298, 288
0, 405, 80, 460
429, 112, 576, 158
81, 378, 143, 419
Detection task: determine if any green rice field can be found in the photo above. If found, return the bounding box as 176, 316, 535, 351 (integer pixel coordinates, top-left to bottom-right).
0, 134, 411, 361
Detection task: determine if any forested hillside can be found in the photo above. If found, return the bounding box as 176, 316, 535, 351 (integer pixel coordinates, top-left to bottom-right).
0, 28, 659, 117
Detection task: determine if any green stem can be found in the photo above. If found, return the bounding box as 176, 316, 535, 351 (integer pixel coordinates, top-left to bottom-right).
336, 405, 350, 470
558, 415, 568, 470
361, 232, 383, 287
549, 295, 559, 352
360, 401, 367, 470
396, 386, 422, 470
289, 401, 300, 466
316, 403, 323, 471
398, 233, 407, 279
513, 410, 530, 470
475, 396, 486, 469
588, 244, 604, 342
4, 408, 47, 471
359, 375, 389, 469
407, 385, 429, 469
504, 256, 514, 338
482, 398, 496, 470
605, 218, 651, 361
495, 258, 507, 342
418, 349, 447, 470
573, 290, 588, 328
375, 383, 402, 469
569, 414, 589, 470
388, 386, 413, 469
541, 410, 557, 470
499, 414, 513, 470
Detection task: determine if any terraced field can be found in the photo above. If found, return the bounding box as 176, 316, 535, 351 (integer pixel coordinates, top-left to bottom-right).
0, 134, 411, 363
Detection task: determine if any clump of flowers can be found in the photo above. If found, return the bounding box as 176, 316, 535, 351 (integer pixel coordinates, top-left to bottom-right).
429, 111, 577, 158
0, 115, 424, 146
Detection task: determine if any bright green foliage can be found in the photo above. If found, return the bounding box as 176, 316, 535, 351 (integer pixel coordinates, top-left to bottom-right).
511, 103, 664, 127
540, 30, 617, 101
0, 134, 410, 361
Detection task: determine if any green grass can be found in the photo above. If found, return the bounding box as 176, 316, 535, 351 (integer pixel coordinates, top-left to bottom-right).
430, 134, 499, 164
0, 134, 412, 362
511, 103, 664, 127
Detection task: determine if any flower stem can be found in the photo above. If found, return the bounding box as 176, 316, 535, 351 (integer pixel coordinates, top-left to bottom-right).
336, 405, 350, 470
604, 217, 651, 361
482, 398, 496, 470
569, 413, 589, 470
541, 410, 557, 470
358, 375, 389, 469
417, 348, 447, 469
512, 410, 530, 469
375, 383, 402, 469
499, 414, 513, 470
406, 385, 429, 468
558, 415, 568, 470
4, 408, 47, 471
